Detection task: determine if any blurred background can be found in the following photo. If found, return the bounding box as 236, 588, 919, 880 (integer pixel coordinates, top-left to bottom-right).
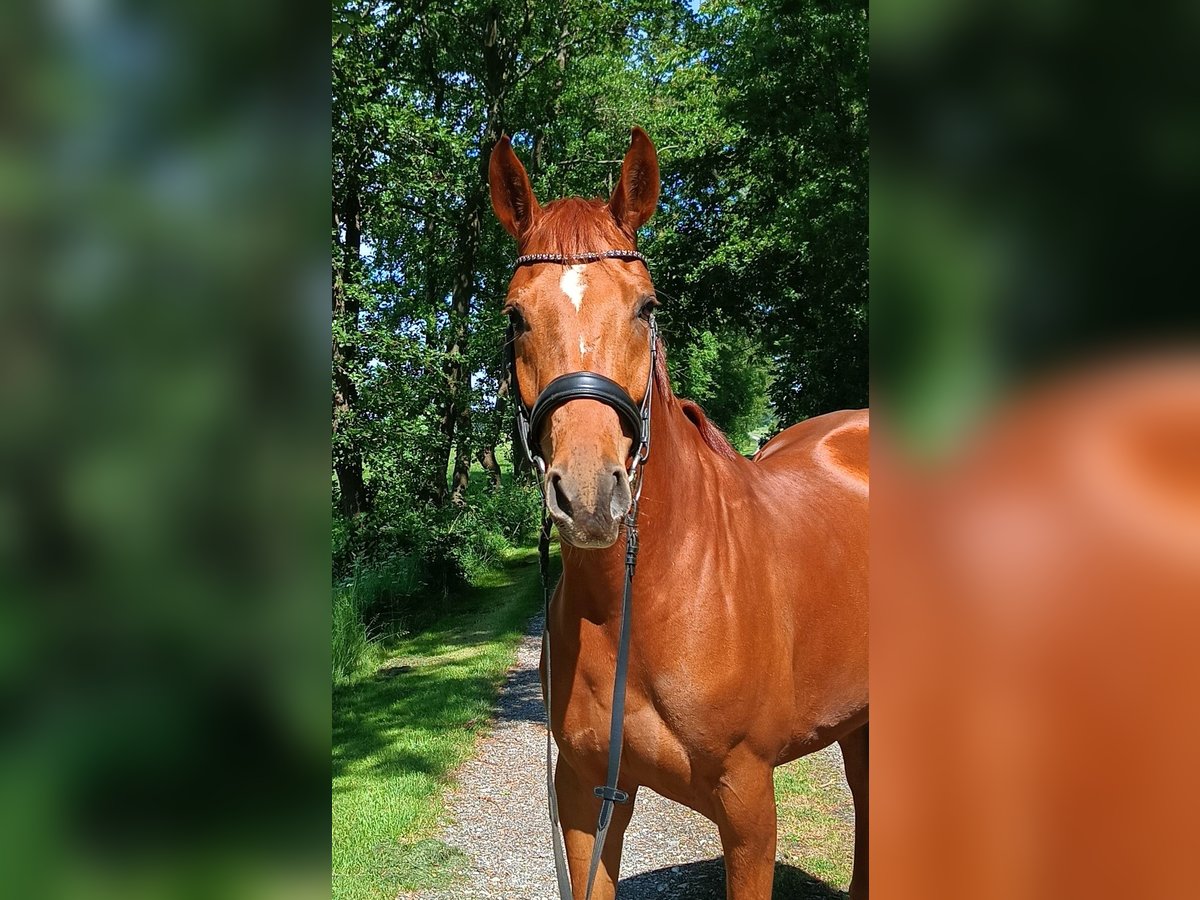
873, 0, 1200, 897
6, 0, 1200, 895
0, 0, 329, 898
874, 0, 1200, 450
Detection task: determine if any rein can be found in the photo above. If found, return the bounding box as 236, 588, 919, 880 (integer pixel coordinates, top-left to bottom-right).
505, 250, 656, 899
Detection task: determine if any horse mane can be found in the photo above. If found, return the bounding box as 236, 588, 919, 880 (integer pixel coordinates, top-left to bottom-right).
654, 339, 742, 462
680, 399, 742, 461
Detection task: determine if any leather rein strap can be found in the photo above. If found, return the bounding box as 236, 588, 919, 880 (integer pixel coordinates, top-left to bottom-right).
505, 250, 655, 899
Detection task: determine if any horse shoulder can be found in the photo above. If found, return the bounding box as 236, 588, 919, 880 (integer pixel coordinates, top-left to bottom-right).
753, 408, 869, 493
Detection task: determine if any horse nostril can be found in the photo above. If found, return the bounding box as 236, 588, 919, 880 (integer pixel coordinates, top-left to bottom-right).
608, 465, 632, 521
550, 472, 573, 519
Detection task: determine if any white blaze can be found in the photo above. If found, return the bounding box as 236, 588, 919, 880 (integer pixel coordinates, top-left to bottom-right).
560, 264, 587, 312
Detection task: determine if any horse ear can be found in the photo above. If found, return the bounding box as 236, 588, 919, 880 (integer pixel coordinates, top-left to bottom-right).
489, 134, 540, 239
608, 126, 660, 235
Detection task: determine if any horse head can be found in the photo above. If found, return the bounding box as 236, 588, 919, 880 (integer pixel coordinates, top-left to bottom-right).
490, 127, 661, 548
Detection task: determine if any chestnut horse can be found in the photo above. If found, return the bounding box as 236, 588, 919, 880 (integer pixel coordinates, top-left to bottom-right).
490, 128, 868, 900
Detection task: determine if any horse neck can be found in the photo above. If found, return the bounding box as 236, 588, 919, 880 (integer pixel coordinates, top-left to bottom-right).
558, 381, 718, 625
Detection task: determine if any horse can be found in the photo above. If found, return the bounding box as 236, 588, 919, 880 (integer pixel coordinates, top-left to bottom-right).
489, 127, 869, 900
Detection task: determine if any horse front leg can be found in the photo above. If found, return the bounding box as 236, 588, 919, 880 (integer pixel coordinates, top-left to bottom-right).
555, 757, 638, 899
713, 759, 778, 900
839, 724, 869, 899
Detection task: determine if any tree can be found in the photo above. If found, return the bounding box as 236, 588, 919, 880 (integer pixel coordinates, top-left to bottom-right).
687, 0, 869, 422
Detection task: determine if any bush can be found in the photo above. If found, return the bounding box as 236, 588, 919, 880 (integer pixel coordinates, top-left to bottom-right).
332, 577, 374, 684
332, 554, 429, 683
445, 479, 542, 584
331, 477, 542, 683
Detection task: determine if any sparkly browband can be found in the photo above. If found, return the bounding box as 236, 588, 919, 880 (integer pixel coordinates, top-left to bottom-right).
513, 249, 648, 268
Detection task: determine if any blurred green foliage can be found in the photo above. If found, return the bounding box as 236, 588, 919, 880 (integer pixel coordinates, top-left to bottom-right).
872, 0, 1200, 456
1, 0, 330, 896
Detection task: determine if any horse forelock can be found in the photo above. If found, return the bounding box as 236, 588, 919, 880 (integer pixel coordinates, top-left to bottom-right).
521, 197, 634, 257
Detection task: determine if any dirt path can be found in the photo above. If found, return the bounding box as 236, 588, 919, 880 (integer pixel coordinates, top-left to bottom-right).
405, 614, 852, 899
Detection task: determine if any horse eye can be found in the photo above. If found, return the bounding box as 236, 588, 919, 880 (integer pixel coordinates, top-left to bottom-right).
508, 308, 528, 334
637, 297, 659, 321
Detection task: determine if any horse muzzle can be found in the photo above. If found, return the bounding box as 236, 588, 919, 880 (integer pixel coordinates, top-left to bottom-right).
545, 459, 632, 548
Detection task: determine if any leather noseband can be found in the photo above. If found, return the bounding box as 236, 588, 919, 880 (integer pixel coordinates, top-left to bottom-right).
526, 371, 645, 464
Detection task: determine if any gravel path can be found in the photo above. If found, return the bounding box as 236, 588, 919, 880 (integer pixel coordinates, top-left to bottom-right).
406, 614, 851, 899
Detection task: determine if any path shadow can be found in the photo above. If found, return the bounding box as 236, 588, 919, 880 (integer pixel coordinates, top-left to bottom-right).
491, 619, 549, 726
333, 552, 547, 781
620, 858, 846, 899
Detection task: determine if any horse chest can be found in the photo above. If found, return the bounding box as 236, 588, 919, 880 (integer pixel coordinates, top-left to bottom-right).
555, 647, 733, 790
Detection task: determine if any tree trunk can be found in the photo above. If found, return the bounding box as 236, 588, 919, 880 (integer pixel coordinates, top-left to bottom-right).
448, 388, 473, 506
450, 440, 472, 505
439, 5, 507, 506
476, 357, 512, 493
439, 195, 482, 506
332, 165, 370, 519
511, 415, 531, 481
476, 446, 503, 491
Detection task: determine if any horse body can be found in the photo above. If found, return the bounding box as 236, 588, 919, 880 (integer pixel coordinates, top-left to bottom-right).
489, 127, 868, 899
548, 388, 869, 899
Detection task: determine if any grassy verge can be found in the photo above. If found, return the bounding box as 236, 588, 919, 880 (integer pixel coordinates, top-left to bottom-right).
332, 545, 545, 900
773, 753, 855, 894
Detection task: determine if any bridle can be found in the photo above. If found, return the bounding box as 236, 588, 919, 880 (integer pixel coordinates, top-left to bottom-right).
504, 249, 656, 900
507, 248, 656, 486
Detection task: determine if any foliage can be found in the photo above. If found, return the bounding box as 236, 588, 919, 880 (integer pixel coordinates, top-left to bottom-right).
332, 579, 374, 685
332, 554, 429, 683
650, 0, 869, 424
669, 327, 775, 452
332, 474, 541, 681
446, 480, 544, 582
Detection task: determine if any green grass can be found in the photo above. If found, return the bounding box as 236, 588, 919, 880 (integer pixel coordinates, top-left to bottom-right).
773, 754, 855, 894
332, 545, 546, 900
